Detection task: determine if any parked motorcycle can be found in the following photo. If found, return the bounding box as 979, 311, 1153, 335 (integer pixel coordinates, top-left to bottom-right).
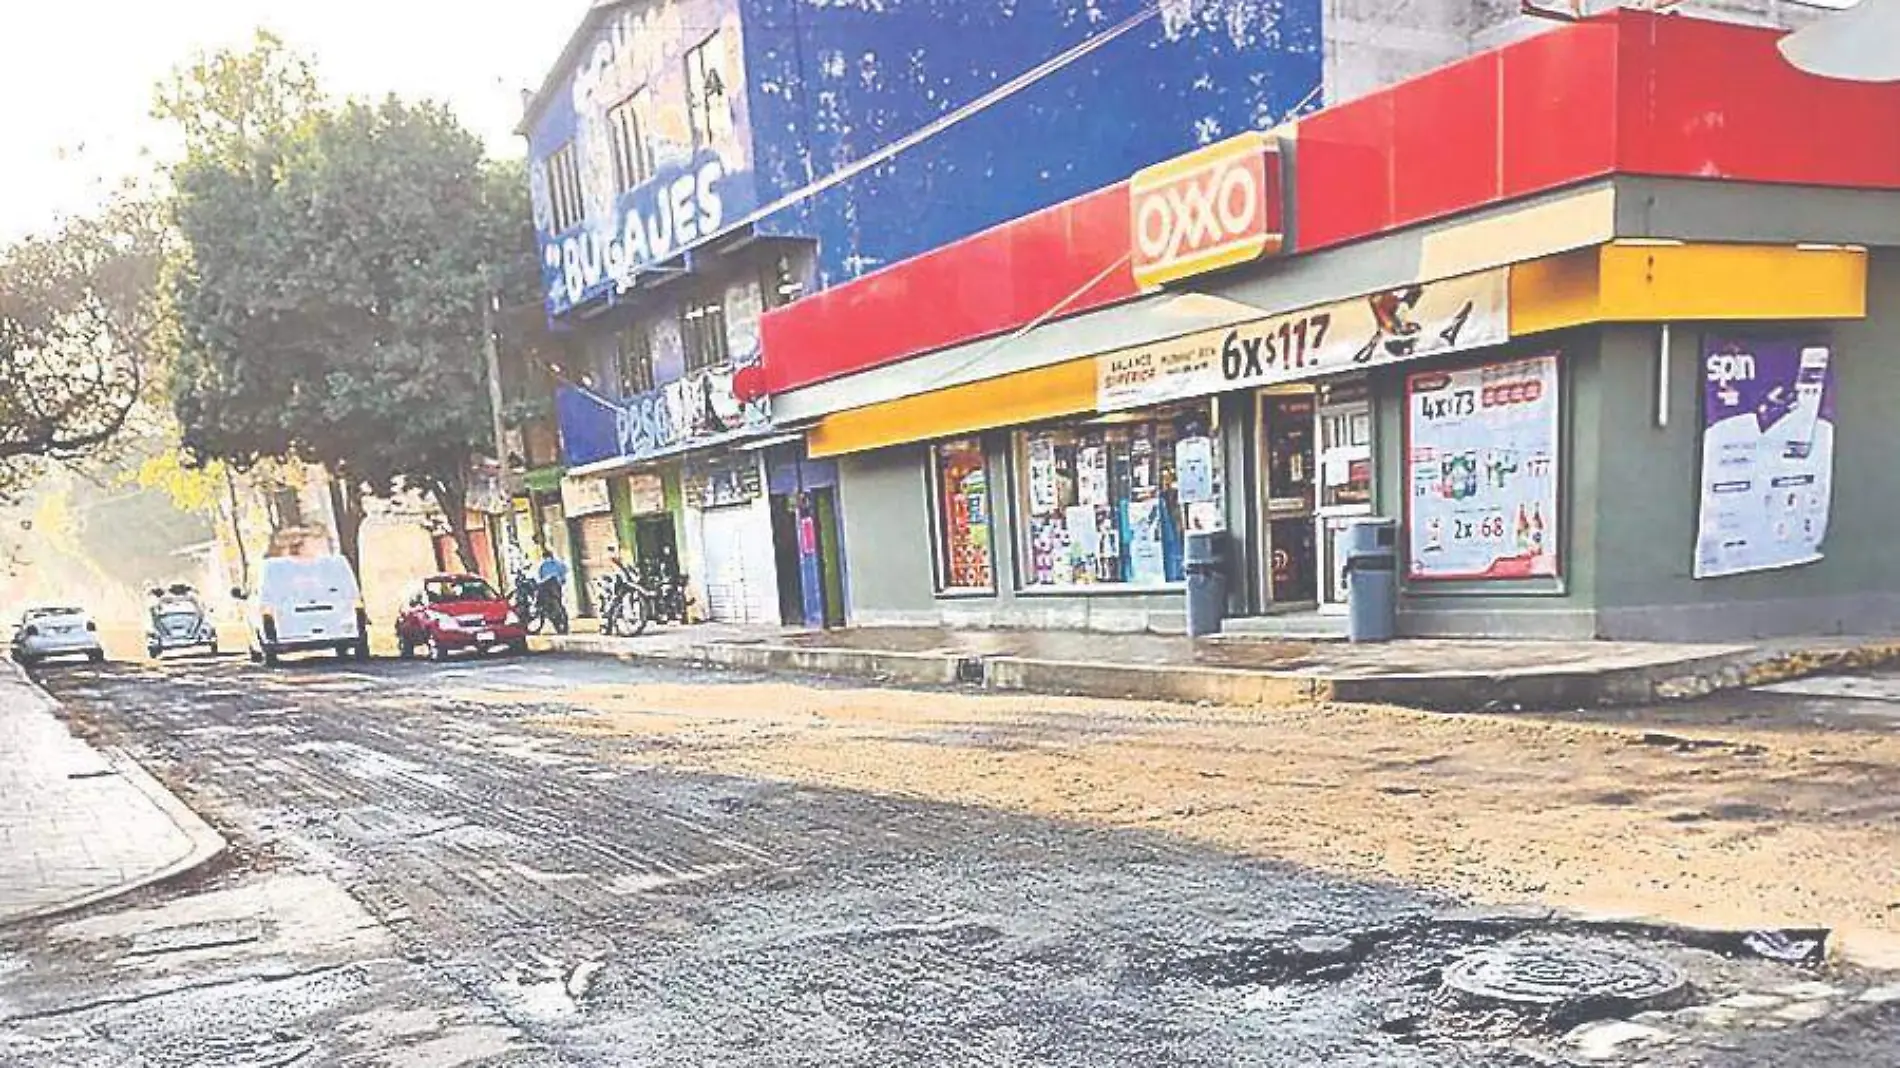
596, 570, 650, 638
511, 569, 569, 635
640, 561, 690, 625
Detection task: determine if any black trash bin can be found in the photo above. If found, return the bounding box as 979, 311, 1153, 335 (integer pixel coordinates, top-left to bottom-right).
1338, 518, 1399, 642
1184, 531, 1229, 638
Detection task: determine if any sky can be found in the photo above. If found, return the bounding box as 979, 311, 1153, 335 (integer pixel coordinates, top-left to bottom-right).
0, 0, 595, 242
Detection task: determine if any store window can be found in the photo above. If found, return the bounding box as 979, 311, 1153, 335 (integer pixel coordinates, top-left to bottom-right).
930, 438, 994, 592
1014, 403, 1213, 589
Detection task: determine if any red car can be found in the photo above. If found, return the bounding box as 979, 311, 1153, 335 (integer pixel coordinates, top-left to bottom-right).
396, 574, 530, 661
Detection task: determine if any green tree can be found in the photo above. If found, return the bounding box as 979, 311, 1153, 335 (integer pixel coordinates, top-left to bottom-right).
161, 34, 538, 573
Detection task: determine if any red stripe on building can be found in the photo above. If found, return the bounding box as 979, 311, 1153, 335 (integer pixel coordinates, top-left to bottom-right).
764, 11, 1900, 395
1615, 13, 1900, 188
761, 182, 1138, 395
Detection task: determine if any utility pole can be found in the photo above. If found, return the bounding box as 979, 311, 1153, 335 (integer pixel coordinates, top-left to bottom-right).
482, 293, 509, 481
482, 292, 519, 576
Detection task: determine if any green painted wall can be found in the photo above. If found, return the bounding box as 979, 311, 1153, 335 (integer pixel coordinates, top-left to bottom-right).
1591, 251, 1900, 638
1380, 250, 1900, 640
828, 250, 1900, 640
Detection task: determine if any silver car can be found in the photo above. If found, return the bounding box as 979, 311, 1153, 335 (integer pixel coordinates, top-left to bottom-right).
146, 585, 218, 659
11, 606, 106, 666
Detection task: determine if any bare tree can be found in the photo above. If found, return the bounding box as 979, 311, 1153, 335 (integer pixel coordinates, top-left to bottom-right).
0, 197, 169, 490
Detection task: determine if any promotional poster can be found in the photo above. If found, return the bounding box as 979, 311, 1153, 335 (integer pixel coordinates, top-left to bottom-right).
1406, 355, 1561, 581
1694, 337, 1836, 579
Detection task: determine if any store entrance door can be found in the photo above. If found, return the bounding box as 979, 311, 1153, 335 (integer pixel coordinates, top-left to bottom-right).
1259, 390, 1318, 607
1314, 381, 1374, 613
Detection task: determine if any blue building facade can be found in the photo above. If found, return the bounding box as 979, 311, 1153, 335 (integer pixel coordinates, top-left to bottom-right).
520, 0, 1322, 626
525, 0, 1324, 326
741, 0, 1323, 286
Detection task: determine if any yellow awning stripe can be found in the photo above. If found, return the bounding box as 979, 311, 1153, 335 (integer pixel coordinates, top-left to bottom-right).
806, 356, 1098, 459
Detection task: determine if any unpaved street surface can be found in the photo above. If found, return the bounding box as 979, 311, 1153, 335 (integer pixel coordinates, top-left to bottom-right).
9, 655, 1900, 1065
504, 671, 1900, 965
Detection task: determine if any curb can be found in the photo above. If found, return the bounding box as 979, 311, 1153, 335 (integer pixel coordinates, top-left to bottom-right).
0, 666, 228, 929
984, 657, 1326, 706
551, 634, 961, 686
545, 634, 1900, 712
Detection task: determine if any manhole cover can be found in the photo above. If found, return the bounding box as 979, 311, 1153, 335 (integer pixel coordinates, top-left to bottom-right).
1444, 940, 1688, 1015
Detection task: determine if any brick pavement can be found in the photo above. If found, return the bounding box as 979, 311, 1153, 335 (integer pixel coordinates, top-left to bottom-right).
0, 661, 223, 925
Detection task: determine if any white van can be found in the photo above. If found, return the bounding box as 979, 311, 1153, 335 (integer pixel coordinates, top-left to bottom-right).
237, 555, 370, 666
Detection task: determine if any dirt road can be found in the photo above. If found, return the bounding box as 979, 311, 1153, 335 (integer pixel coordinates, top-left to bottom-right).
12, 654, 1900, 1066
506, 672, 1900, 965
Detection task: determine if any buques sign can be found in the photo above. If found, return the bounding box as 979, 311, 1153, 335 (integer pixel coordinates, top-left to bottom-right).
544, 153, 731, 313
1130, 131, 1284, 290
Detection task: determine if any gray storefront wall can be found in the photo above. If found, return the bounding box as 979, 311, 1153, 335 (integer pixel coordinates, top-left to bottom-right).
1587, 258, 1900, 640
836, 399, 1257, 633
1380, 257, 1900, 640
825, 181, 1900, 641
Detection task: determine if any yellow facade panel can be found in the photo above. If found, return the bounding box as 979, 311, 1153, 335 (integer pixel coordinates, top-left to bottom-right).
1510, 242, 1867, 336
807, 357, 1097, 458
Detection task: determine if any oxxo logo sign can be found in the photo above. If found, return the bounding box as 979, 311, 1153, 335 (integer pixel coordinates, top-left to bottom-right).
1130, 132, 1285, 289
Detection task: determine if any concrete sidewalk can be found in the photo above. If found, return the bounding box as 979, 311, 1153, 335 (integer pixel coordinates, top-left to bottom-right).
548, 624, 1900, 710
0, 661, 224, 926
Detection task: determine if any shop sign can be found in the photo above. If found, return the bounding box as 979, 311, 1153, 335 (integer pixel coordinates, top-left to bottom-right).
1693, 336, 1836, 579
1405, 353, 1561, 581
626, 473, 668, 516
1096, 268, 1509, 412
555, 348, 772, 468
1130, 132, 1284, 290
560, 475, 613, 518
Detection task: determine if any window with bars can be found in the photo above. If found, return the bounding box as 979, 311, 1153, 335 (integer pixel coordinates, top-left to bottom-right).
684, 33, 730, 149
614, 323, 655, 397
607, 89, 655, 193
546, 143, 584, 233
679, 285, 729, 374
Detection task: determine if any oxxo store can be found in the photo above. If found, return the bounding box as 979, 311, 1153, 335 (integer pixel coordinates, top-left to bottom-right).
773, 12, 1900, 641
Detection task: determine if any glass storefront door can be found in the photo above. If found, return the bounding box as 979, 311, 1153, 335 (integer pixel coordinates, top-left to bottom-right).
1314, 381, 1374, 612
1258, 389, 1318, 606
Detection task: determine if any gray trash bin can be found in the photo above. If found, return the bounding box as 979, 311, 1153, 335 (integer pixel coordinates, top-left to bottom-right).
1339, 518, 1399, 643
1184, 532, 1228, 638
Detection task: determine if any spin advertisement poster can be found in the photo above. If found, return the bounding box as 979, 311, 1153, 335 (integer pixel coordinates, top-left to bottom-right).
1694, 337, 1836, 579
1406, 355, 1561, 581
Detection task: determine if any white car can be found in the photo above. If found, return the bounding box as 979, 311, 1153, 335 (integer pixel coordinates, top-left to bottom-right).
146, 584, 219, 659
11, 606, 107, 666
236, 554, 370, 666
